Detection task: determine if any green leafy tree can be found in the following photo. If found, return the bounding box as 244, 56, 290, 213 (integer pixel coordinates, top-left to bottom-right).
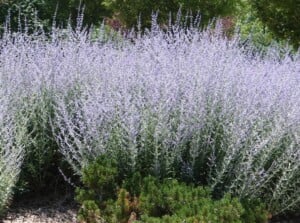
68, 0, 111, 28
103, 0, 239, 29
0, 0, 110, 32
250, 0, 300, 48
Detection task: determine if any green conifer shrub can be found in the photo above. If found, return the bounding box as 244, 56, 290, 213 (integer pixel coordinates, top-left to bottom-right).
75, 160, 269, 223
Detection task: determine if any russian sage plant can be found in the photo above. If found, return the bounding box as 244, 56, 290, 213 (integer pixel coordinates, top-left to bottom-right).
0, 20, 299, 215
0, 92, 26, 215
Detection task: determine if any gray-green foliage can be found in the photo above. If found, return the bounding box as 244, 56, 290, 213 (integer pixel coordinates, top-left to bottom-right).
15, 89, 63, 194
0, 96, 26, 216
0, 126, 24, 216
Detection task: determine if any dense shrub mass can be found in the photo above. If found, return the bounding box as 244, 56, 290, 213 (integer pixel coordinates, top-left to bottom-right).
250, 0, 300, 48
0, 82, 26, 216
76, 156, 269, 223
0, 18, 299, 219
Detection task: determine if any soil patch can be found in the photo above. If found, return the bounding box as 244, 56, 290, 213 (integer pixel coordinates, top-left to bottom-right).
1, 194, 78, 223
1, 194, 299, 223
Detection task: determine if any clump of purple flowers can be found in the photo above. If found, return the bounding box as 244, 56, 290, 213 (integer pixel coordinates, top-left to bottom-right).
0, 20, 299, 215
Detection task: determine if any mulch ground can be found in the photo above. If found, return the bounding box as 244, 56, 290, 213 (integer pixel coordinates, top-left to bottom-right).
1, 194, 299, 223
1, 193, 78, 223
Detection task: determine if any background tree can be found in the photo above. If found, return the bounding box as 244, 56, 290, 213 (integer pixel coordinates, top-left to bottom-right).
102, 0, 239, 29
250, 0, 300, 48
1, 0, 299, 49
68, 0, 111, 28
0, 0, 110, 32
